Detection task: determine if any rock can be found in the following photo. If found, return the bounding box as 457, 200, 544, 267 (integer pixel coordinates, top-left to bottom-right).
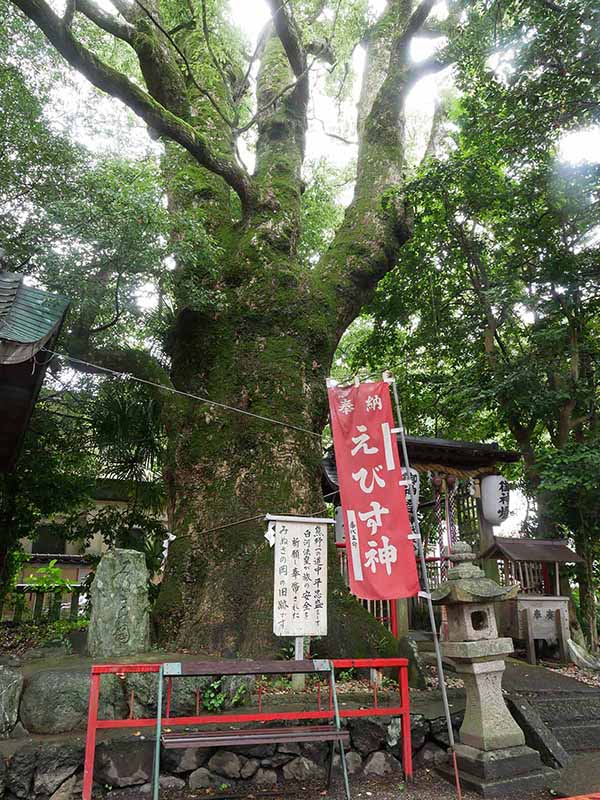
33, 742, 84, 795
282, 756, 324, 782
159, 774, 186, 789
232, 743, 276, 758
301, 741, 329, 764
20, 670, 125, 734
161, 745, 208, 774
429, 712, 463, 748
413, 742, 447, 769
88, 548, 150, 658
568, 639, 600, 671
363, 751, 402, 777
260, 752, 294, 767
95, 738, 154, 787
398, 635, 427, 689
49, 774, 78, 800
240, 758, 260, 778
409, 714, 430, 752
253, 767, 277, 786
348, 718, 387, 754
278, 742, 301, 755
207, 751, 242, 779
0, 655, 21, 668
0, 666, 23, 736
188, 767, 231, 790
9, 723, 29, 739
333, 751, 362, 774
7, 745, 37, 798
126, 672, 213, 718
21, 646, 69, 661
506, 696, 571, 769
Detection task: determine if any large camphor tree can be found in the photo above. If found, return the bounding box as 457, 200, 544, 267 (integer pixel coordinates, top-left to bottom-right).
9, 0, 454, 655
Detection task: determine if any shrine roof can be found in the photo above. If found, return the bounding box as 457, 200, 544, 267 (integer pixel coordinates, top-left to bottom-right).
0, 271, 69, 472
322, 434, 520, 498
480, 536, 584, 563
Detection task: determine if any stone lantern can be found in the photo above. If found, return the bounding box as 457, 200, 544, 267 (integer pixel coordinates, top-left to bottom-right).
432, 542, 550, 797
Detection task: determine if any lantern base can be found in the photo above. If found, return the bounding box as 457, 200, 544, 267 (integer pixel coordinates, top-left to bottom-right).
437, 743, 555, 798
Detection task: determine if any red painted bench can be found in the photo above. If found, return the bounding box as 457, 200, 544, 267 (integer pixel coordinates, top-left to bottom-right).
82, 657, 412, 800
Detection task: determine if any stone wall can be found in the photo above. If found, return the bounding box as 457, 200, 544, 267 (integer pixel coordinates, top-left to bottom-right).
0, 664, 461, 799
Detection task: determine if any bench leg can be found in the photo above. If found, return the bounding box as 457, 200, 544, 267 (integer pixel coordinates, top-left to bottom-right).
327, 741, 335, 790
338, 739, 351, 800
153, 666, 164, 800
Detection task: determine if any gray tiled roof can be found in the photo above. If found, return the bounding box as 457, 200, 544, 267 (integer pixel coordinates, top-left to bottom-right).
0, 271, 69, 348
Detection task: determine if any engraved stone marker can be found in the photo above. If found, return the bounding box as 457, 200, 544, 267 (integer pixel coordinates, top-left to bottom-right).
88, 548, 150, 658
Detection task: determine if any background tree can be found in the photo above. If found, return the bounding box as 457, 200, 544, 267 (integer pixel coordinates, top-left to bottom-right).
344, 0, 600, 646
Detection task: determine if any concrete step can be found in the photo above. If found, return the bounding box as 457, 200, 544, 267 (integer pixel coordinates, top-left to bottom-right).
527, 694, 600, 753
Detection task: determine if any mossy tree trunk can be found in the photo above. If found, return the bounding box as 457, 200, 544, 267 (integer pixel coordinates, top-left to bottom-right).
13, 0, 448, 655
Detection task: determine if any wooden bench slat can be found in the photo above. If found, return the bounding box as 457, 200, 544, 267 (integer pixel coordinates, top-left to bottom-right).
177, 659, 327, 676
161, 725, 350, 749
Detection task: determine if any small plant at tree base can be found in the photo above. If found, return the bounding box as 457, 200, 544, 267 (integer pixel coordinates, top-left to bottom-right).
231, 684, 247, 707
278, 641, 295, 660
202, 679, 227, 712
338, 668, 357, 683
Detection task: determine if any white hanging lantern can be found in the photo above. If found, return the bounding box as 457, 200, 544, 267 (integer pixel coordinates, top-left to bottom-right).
481, 475, 510, 525
401, 467, 420, 514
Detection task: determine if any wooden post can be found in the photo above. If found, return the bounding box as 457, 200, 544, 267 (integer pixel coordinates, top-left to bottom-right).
70, 588, 80, 621
13, 593, 25, 624
395, 599, 410, 637
523, 607, 536, 665
291, 637, 306, 690
555, 562, 560, 596
555, 608, 570, 663
33, 591, 44, 621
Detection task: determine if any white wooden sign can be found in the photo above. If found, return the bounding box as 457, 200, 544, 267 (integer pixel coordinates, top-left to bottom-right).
266, 515, 332, 637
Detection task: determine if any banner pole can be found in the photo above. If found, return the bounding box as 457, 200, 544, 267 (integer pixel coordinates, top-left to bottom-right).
386, 374, 462, 798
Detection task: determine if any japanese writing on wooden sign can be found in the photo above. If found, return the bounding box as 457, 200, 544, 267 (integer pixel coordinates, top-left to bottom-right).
327, 380, 420, 601
268, 516, 330, 637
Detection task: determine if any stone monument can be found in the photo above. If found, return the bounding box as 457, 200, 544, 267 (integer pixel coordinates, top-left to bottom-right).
88, 548, 150, 658
432, 542, 552, 797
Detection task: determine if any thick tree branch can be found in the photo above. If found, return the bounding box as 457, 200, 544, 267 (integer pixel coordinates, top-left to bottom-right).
77, 0, 134, 41
401, 0, 438, 42
131, 0, 234, 128
312, 0, 443, 335
265, 0, 309, 113
266, 0, 306, 77
11, 0, 254, 210
407, 52, 451, 85
63, 0, 75, 29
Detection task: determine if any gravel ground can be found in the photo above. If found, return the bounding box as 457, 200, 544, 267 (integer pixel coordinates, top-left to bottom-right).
542, 661, 600, 688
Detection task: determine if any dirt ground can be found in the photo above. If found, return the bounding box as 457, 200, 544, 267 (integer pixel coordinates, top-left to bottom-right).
97, 770, 554, 800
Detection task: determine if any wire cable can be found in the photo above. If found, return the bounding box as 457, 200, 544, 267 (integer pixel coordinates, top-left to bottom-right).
175, 490, 339, 544
41, 348, 322, 440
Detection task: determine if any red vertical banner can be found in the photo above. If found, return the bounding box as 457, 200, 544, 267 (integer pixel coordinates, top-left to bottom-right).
328, 380, 420, 600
